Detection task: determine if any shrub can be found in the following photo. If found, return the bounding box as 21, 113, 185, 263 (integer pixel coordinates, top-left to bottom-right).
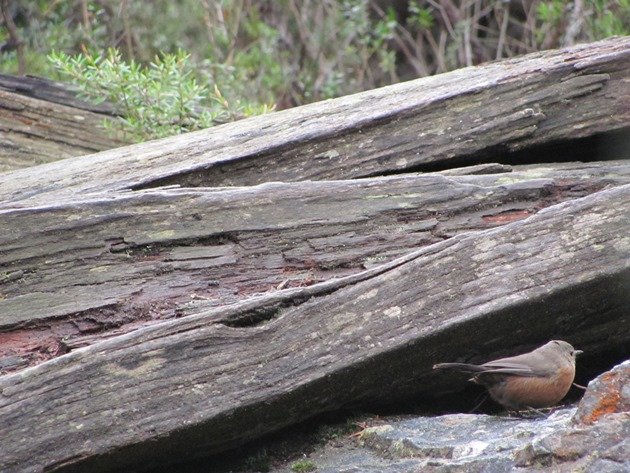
48, 48, 273, 141
291, 458, 317, 472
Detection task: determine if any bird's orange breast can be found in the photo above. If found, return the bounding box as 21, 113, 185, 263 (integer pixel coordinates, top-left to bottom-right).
485, 365, 575, 409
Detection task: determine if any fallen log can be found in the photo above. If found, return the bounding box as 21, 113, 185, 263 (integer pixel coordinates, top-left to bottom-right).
1, 184, 628, 473
0, 74, 115, 113
1, 161, 627, 373
0, 37, 628, 203
0, 74, 126, 172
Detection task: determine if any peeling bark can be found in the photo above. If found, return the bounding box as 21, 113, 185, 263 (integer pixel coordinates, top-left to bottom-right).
1, 162, 627, 372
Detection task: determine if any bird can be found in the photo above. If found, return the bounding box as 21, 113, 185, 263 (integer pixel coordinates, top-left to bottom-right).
433, 340, 582, 411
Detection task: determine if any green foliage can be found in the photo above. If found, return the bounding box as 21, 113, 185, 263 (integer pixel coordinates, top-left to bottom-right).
408, 1, 435, 29
536, 1, 565, 25
48, 48, 272, 141
534, 0, 630, 45
202, 0, 406, 103
198, 2, 286, 106
244, 448, 270, 472
2, 0, 629, 118
291, 459, 317, 472
586, 0, 630, 37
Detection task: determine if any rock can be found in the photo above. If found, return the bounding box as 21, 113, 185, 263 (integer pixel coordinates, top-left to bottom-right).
573, 360, 630, 425
319, 410, 576, 472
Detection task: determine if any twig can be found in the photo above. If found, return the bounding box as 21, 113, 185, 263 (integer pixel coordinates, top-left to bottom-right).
438, 29, 448, 71
427, 0, 456, 38
563, 0, 585, 47
464, 19, 473, 66
226, 0, 245, 65
370, 2, 429, 76
0, 0, 25, 75
200, 0, 216, 45
496, 2, 510, 60
120, 0, 134, 58
80, 0, 90, 31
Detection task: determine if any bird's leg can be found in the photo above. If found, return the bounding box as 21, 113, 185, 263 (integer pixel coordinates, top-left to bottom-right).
504, 407, 547, 418
468, 393, 489, 413
523, 406, 551, 418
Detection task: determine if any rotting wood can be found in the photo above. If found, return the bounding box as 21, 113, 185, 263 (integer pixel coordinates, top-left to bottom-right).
0, 73, 115, 114
0, 162, 628, 373
0, 37, 628, 203
0, 75, 126, 172
0, 184, 628, 473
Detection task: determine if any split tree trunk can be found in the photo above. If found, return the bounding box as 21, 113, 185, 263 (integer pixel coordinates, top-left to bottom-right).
1, 162, 628, 371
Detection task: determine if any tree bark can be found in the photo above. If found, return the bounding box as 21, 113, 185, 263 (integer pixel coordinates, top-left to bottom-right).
1, 162, 627, 373
0, 74, 125, 172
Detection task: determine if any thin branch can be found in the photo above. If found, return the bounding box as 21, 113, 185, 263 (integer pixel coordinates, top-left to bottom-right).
120, 0, 134, 59
200, 0, 216, 45
0, 0, 25, 75
563, 0, 585, 47
496, 3, 510, 60
80, 0, 90, 31
464, 19, 473, 66
370, 2, 429, 77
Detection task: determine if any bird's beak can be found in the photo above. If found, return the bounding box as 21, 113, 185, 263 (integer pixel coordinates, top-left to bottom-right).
575, 350, 584, 356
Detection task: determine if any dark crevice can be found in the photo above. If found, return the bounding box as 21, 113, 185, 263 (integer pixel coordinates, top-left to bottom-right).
486, 127, 630, 166
366, 127, 630, 177
217, 302, 288, 328
218, 293, 326, 328
112, 233, 240, 255
129, 128, 629, 192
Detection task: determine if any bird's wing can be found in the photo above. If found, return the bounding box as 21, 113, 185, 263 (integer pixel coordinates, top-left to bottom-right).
478, 360, 539, 376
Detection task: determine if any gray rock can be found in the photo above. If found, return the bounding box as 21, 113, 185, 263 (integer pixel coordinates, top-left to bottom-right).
297, 410, 573, 473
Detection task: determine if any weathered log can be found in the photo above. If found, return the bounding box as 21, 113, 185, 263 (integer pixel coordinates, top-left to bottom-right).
0, 37, 628, 203
0, 74, 126, 172
1, 162, 627, 373
0, 74, 115, 113
0, 184, 628, 473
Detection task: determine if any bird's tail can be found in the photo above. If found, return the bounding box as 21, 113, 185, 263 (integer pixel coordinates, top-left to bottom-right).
432, 362, 485, 373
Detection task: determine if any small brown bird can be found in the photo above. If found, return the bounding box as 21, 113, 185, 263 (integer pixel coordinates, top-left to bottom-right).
433, 340, 582, 410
